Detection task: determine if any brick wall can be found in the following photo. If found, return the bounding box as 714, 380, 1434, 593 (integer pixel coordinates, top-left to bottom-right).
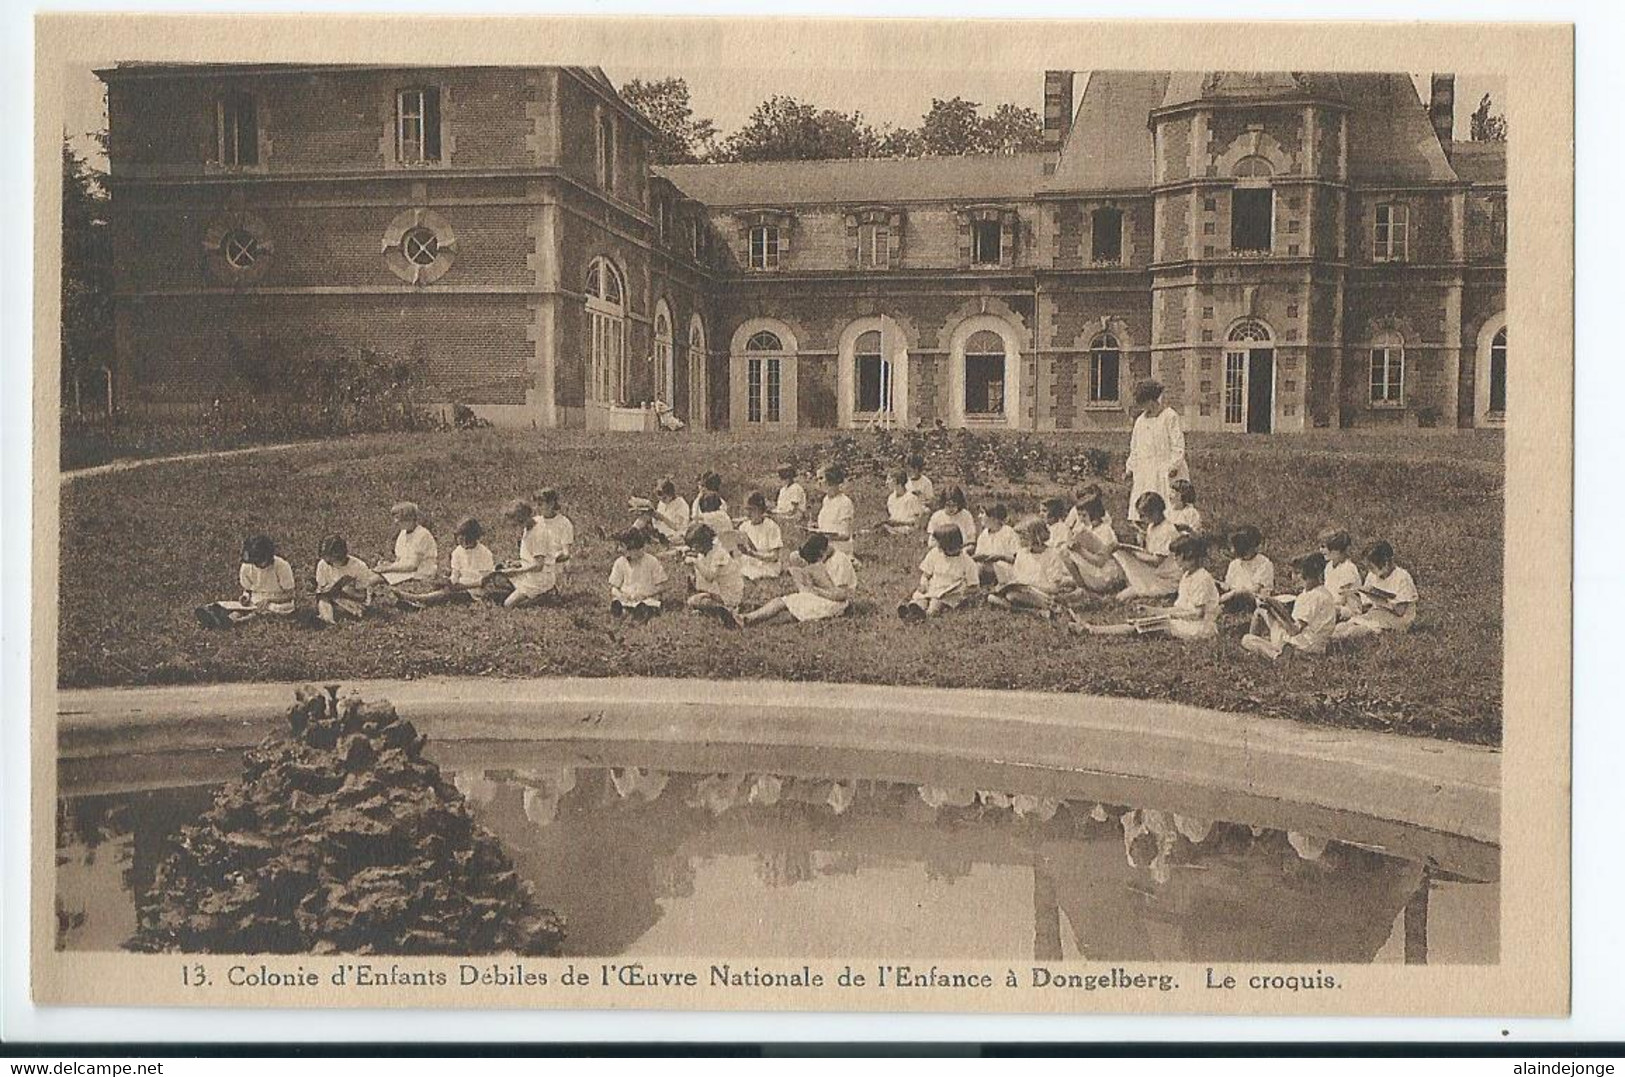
117, 293, 532, 407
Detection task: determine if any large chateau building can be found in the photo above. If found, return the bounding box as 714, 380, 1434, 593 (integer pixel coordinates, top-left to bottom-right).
98, 64, 1508, 434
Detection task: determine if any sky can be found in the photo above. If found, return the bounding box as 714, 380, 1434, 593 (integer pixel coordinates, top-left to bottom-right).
59, 63, 1504, 165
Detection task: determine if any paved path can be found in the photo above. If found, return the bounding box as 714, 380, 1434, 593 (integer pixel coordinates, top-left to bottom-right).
60, 439, 318, 484
55, 676, 1500, 848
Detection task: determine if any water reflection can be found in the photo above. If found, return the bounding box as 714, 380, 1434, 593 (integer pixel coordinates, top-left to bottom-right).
57, 764, 1497, 963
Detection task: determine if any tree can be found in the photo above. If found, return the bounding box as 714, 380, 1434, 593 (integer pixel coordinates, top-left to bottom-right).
918, 96, 984, 156
978, 102, 1046, 155
619, 76, 718, 164
61, 137, 114, 414
715, 95, 884, 162
1469, 92, 1508, 142
914, 97, 1045, 156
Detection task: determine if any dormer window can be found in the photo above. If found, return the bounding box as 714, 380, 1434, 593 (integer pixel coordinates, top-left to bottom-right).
397, 88, 442, 164
971, 220, 1002, 266
847, 208, 901, 270
857, 222, 889, 269
216, 91, 258, 167
962, 207, 1015, 268
749, 224, 781, 271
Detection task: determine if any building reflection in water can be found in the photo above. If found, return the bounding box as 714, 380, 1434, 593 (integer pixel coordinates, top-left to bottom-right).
56, 765, 1496, 963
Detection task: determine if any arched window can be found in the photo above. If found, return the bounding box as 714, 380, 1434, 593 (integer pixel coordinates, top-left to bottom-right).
687, 315, 708, 430
1489, 326, 1507, 417
854, 330, 889, 414
1232, 156, 1274, 254
1234, 155, 1273, 179
1370, 329, 1405, 407
838, 317, 909, 428
585, 258, 627, 406
1224, 319, 1275, 431
1088, 333, 1121, 404
1227, 319, 1272, 343
963, 330, 1006, 417
744, 330, 786, 424
948, 316, 1021, 427
653, 302, 674, 405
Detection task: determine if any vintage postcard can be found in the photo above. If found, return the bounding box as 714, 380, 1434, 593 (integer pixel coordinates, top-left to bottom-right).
32, 14, 1571, 1017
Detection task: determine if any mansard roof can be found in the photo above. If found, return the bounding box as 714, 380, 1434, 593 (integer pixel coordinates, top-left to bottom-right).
657, 153, 1051, 208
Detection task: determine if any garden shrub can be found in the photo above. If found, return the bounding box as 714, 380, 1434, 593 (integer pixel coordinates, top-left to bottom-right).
128, 686, 565, 955
789, 428, 1114, 489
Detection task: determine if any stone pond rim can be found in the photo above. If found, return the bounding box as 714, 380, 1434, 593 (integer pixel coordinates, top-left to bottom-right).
55, 677, 1499, 849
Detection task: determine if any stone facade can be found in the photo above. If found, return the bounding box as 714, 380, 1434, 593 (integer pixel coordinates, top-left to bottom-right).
101, 65, 1508, 433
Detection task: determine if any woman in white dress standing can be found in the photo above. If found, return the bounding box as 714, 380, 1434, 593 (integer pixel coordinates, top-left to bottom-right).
1124, 379, 1188, 523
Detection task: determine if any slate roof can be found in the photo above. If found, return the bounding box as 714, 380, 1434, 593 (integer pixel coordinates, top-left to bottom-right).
661, 69, 1469, 206
657, 154, 1051, 207
1449, 140, 1507, 184
1341, 73, 1459, 184
1043, 70, 1168, 193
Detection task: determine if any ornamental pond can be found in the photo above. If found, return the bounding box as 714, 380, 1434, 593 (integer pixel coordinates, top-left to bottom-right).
56, 736, 1497, 964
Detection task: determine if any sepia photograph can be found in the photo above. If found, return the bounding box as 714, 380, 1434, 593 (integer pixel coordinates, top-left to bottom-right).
30, 14, 1571, 1018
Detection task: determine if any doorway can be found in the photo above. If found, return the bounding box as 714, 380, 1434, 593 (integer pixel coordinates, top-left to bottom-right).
1246, 349, 1274, 433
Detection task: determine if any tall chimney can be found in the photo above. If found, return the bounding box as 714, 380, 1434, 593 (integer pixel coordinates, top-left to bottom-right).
1043, 70, 1075, 151
1429, 73, 1455, 161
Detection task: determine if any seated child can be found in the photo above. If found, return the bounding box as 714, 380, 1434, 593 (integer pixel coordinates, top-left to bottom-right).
499, 497, 564, 609
736, 492, 785, 579
1112, 492, 1183, 600
773, 463, 808, 524
635, 478, 690, 545
692, 470, 728, 519
972, 503, 1022, 585
813, 466, 857, 555
1167, 479, 1203, 533
1318, 528, 1362, 614
738, 533, 858, 627
904, 453, 935, 506
1333, 540, 1419, 641
1064, 483, 1111, 534
447, 517, 497, 602
987, 519, 1090, 616
374, 501, 442, 603
1219, 524, 1275, 613
926, 485, 978, 553
313, 534, 384, 624
899, 524, 980, 621
1078, 533, 1219, 640
608, 528, 668, 622
878, 469, 928, 535
694, 492, 734, 539
1242, 552, 1340, 658
1066, 495, 1127, 594
1041, 497, 1074, 551
684, 522, 745, 622
196, 534, 297, 627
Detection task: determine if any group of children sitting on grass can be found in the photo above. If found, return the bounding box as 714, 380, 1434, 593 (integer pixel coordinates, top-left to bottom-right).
198, 453, 1418, 656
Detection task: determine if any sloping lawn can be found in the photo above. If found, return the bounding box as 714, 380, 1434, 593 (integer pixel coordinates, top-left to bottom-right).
58, 428, 1504, 745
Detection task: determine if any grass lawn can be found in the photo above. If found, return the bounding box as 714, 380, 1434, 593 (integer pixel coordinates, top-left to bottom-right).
58, 427, 1505, 745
